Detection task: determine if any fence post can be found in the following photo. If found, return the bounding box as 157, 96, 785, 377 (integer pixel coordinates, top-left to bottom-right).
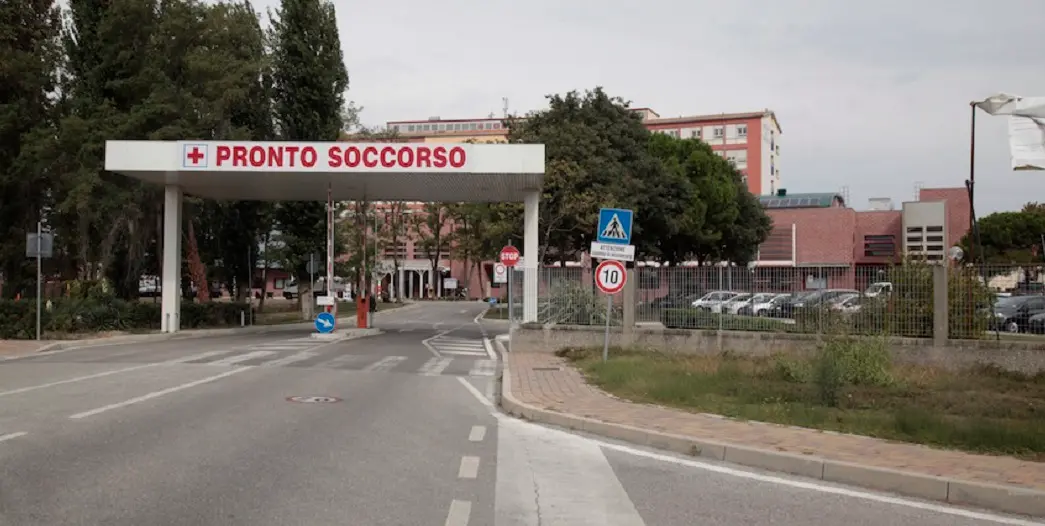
932, 264, 949, 346
622, 268, 636, 340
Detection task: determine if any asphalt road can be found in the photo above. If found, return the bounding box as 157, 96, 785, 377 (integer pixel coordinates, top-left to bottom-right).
0, 301, 1039, 525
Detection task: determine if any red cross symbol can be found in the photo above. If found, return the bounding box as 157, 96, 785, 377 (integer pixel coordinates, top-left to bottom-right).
186, 146, 205, 165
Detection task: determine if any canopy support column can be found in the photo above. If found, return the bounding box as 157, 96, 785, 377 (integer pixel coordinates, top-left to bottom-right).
162, 185, 183, 333
523, 190, 539, 323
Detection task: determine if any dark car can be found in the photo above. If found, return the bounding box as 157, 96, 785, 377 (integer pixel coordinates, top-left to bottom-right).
991, 295, 1045, 333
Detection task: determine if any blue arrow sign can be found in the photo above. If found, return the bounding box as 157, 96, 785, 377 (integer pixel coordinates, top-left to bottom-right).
314, 311, 335, 334
596, 208, 633, 245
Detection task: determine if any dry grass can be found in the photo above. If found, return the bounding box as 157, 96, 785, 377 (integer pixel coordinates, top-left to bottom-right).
559, 344, 1045, 460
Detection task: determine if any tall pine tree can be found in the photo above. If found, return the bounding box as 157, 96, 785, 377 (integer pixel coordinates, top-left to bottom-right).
0, 0, 63, 297
268, 0, 348, 316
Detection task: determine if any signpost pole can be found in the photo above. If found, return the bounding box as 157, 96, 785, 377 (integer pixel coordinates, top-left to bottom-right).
507, 241, 514, 326
35, 221, 42, 342
309, 252, 315, 319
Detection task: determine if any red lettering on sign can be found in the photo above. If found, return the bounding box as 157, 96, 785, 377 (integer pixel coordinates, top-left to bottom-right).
379, 147, 396, 168
323, 145, 469, 169
301, 147, 317, 167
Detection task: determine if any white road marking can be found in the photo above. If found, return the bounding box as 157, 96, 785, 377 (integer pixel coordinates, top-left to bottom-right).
421, 357, 453, 376
457, 382, 1042, 525
468, 360, 497, 377
207, 350, 275, 366
441, 350, 489, 357
482, 338, 496, 360
250, 344, 310, 351
260, 350, 318, 367
444, 499, 471, 526
496, 416, 646, 525
468, 426, 486, 442
458, 456, 480, 479
0, 350, 231, 398
421, 331, 451, 357
69, 367, 251, 420
362, 356, 407, 372
0, 432, 28, 443
456, 377, 493, 408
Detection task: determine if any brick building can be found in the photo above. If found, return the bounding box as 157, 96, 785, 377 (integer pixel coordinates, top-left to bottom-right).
753, 187, 971, 291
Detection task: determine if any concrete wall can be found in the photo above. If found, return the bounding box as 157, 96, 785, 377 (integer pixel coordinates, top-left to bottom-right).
510, 323, 1045, 374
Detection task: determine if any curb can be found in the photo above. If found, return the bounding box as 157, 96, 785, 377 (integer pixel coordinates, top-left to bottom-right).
492, 344, 1045, 518
32, 302, 422, 354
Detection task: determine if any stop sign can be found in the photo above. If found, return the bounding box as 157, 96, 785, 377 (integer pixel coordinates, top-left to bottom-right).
499, 246, 520, 267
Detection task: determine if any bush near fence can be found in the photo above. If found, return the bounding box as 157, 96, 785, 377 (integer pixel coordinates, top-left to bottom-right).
660, 309, 792, 332
0, 279, 251, 339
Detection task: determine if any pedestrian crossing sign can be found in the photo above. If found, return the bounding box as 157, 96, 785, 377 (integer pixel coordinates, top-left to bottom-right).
596, 208, 633, 245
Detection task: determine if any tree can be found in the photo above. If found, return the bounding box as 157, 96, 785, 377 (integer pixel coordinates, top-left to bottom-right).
0, 0, 63, 298
268, 0, 348, 317
378, 201, 410, 301
338, 201, 384, 296
412, 203, 452, 298
506, 87, 674, 263
961, 203, 1045, 265
645, 132, 771, 265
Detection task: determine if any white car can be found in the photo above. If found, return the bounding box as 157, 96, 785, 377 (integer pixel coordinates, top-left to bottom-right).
732, 292, 777, 315
864, 282, 892, 298
719, 293, 753, 314
692, 291, 740, 312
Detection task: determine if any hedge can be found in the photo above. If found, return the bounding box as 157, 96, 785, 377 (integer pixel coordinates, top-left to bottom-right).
0, 298, 253, 340
660, 309, 793, 332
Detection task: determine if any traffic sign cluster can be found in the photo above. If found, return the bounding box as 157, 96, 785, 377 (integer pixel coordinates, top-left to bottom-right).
591, 207, 634, 295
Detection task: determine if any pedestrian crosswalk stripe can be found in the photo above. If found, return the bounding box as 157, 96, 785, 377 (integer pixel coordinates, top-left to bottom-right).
260, 350, 317, 367
363, 356, 407, 372
440, 350, 489, 357
209, 350, 276, 366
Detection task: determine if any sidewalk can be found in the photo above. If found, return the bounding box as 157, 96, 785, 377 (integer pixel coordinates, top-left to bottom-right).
501, 350, 1045, 517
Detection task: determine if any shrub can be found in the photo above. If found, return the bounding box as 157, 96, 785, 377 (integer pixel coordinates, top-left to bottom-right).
0, 298, 253, 339
660, 308, 791, 332
544, 281, 622, 325
812, 335, 893, 407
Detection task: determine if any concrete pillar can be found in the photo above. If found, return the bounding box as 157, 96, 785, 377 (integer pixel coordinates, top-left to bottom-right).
407, 270, 414, 299
932, 264, 948, 346
397, 267, 405, 301
161, 185, 183, 333
523, 190, 539, 322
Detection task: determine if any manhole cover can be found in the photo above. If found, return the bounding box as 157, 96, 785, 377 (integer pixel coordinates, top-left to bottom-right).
286, 396, 341, 404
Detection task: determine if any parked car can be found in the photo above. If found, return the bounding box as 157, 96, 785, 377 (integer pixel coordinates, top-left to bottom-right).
691, 291, 740, 312
719, 293, 753, 315
864, 282, 892, 298
991, 295, 1045, 333
729, 292, 776, 316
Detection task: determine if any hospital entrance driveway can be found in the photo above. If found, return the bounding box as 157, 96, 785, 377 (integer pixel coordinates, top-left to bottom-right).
0, 302, 1036, 526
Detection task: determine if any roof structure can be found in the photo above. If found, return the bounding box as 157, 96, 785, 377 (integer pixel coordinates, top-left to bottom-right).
758, 193, 845, 209
104, 140, 544, 202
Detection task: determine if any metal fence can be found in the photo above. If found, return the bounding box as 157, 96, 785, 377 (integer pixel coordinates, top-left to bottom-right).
498, 263, 1045, 340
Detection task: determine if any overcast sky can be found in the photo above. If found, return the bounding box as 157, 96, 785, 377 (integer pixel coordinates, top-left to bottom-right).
255, 0, 1045, 214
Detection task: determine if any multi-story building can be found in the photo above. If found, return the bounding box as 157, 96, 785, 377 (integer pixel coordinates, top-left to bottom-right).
386, 107, 782, 196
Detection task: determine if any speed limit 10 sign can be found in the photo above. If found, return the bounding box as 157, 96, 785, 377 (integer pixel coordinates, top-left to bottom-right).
594, 260, 627, 294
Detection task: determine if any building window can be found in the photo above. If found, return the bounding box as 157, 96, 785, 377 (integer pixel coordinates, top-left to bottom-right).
737, 125, 747, 137
713, 126, 724, 138
274, 278, 285, 290
690, 129, 701, 138
864, 235, 896, 257
407, 125, 416, 132
494, 122, 502, 129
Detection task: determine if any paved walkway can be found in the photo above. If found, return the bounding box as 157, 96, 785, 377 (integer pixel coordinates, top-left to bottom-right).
0, 340, 50, 355
506, 351, 1045, 491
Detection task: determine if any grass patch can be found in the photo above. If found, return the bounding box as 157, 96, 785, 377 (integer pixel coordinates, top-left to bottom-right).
483, 307, 510, 320
557, 341, 1045, 460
